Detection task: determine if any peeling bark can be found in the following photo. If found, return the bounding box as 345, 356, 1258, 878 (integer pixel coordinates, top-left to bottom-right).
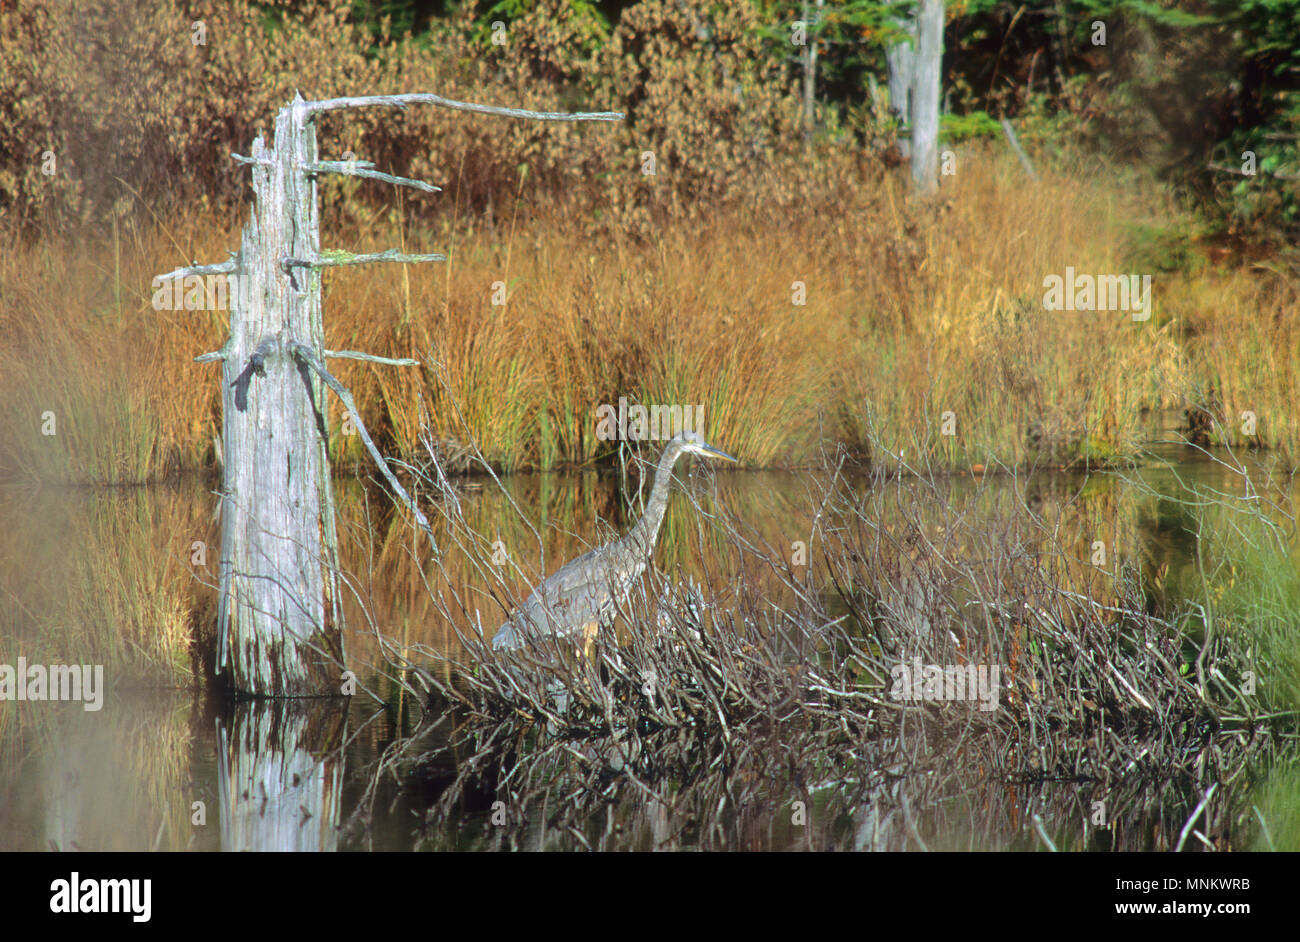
217, 96, 342, 697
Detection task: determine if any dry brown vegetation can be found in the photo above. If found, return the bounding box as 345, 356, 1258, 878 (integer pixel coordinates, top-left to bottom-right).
0, 0, 808, 227
2, 0, 1296, 485
3, 148, 1298, 485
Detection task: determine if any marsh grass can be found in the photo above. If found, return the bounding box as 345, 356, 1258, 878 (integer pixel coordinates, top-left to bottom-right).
1175, 447, 1300, 715
70, 488, 207, 680
1, 0, 1296, 486
1181, 273, 1300, 466
1254, 760, 1300, 852
0, 209, 228, 485
2, 143, 1297, 485
0, 483, 211, 685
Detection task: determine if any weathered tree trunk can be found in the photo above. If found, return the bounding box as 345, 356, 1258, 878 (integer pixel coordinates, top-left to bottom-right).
885, 3, 917, 158
801, 0, 824, 139
218, 95, 343, 697
909, 0, 945, 194
161, 92, 620, 699
885, 0, 944, 192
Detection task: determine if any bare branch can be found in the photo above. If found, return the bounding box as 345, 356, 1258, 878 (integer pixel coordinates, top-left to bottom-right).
1000, 118, 1037, 180
155, 257, 238, 282
1208, 161, 1300, 181
325, 349, 421, 367
289, 342, 437, 553
195, 337, 235, 363
304, 93, 623, 123
283, 249, 447, 270
303, 158, 376, 171
231, 152, 275, 167
301, 162, 441, 193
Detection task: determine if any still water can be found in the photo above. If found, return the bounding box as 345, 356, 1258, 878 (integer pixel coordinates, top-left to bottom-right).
0, 448, 1295, 850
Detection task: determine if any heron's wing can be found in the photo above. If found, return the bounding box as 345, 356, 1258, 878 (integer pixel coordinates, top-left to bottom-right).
492, 546, 602, 648
491, 619, 523, 649
499, 543, 639, 645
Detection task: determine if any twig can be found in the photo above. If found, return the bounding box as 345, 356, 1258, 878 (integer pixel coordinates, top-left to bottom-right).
1175, 783, 1218, 852
1031, 813, 1058, 852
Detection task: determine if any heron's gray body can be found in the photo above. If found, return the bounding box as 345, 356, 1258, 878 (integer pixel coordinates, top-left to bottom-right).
492, 431, 733, 650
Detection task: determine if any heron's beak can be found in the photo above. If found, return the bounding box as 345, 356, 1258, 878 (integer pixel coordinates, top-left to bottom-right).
701, 444, 737, 463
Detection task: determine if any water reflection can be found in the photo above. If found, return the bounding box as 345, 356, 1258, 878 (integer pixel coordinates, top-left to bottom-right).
216, 701, 348, 852
0, 692, 215, 852
0, 448, 1295, 851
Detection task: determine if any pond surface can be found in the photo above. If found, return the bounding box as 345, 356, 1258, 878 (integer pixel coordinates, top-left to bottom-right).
0, 446, 1295, 850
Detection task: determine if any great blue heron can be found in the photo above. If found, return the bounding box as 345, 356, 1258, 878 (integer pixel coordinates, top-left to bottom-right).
491, 430, 735, 651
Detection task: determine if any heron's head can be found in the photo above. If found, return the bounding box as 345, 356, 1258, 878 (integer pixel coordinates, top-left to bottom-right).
673, 430, 736, 463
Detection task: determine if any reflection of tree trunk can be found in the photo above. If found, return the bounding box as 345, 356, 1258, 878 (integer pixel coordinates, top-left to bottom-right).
217, 701, 348, 851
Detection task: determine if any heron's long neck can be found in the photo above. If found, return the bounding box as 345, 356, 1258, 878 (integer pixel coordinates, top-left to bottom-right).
626, 444, 684, 557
